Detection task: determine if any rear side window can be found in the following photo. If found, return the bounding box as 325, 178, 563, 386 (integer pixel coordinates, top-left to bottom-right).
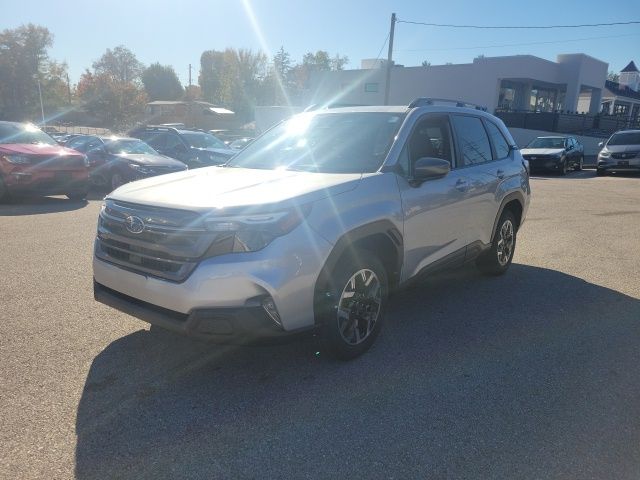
484, 121, 510, 159
137, 132, 166, 149
451, 115, 493, 167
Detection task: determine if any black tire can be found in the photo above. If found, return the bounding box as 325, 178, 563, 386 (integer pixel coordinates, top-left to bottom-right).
111, 172, 124, 191
575, 155, 583, 171
0, 175, 10, 203
476, 210, 517, 276
67, 192, 87, 201
596, 168, 606, 176
559, 158, 568, 176
317, 250, 388, 360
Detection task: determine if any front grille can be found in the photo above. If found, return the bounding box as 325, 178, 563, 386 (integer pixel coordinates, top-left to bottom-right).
95, 200, 218, 282
523, 154, 550, 160
611, 152, 639, 160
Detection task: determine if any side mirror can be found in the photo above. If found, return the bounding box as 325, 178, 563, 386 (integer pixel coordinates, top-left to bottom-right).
412, 157, 451, 183
567, 144, 573, 150
598, 141, 604, 148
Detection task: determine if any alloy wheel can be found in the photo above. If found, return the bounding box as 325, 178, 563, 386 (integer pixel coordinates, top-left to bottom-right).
496, 219, 515, 266
336, 269, 382, 346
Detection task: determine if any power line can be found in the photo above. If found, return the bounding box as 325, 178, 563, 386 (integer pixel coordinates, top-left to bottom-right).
396, 33, 640, 52
396, 18, 640, 29
374, 31, 390, 61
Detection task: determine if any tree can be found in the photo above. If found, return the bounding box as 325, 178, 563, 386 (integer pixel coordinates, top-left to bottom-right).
607, 71, 620, 83
199, 48, 267, 120
142, 63, 183, 101
92, 45, 144, 83
0, 24, 58, 121
77, 46, 147, 130
421, 60, 431, 67
76, 70, 147, 130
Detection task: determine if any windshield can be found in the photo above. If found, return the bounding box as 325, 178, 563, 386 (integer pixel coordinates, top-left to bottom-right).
0, 123, 57, 146
104, 139, 158, 155
607, 132, 640, 146
526, 137, 565, 149
181, 132, 227, 149
226, 112, 404, 173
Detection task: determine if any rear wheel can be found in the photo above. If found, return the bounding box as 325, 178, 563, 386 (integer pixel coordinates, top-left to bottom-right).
67, 192, 87, 201
477, 210, 517, 276
559, 158, 568, 176
0, 175, 9, 203
110, 172, 124, 191
317, 251, 388, 360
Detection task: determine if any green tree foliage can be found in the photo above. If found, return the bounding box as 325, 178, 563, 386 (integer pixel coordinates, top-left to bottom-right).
92, 45, 144, 83
607, 71, 620, 83
77, 46, 147, 130
142, 63, 183, 101
199, 48, 267, 120
0, 24, 70, 122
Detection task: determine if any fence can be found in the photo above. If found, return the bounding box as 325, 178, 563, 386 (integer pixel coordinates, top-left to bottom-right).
495, 110, 640, 138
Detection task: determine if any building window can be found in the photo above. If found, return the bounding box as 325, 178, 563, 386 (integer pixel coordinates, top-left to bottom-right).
364, 83, 379, 93
613, 103, 629, 116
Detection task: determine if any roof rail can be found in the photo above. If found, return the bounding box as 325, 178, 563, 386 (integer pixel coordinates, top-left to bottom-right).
408, 97, 487, 111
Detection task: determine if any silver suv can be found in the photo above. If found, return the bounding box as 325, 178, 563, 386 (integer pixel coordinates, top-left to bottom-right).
597, 129, 640, 176
93, 99, 530, 359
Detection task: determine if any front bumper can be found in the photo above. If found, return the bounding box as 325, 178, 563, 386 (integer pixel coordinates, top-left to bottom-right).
94, 281, 310, 343
93, 221, 334, 333
5, 169, 88, 195
527, 158, 563, 171
597, 158, 640, 173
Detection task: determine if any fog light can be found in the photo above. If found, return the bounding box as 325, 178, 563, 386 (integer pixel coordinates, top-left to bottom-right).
261, 296, 282, 327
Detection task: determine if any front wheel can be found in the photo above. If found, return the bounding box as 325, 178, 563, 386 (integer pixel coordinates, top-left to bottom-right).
0, 175, 9, 203
559, 158, 568, 176
317, 251, 388, 360
477, 210, 517, 276
575, 155, 583, 171
67, 192, 87, 201
596, 168, 606, 176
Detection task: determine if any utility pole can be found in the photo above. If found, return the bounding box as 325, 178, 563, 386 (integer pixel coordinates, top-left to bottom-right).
188, 64, 192, 88
66, 72, 72, 105
383, 12, 396, 106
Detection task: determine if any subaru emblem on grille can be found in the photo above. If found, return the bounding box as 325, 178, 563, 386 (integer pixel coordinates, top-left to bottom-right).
124, 215, 145, 234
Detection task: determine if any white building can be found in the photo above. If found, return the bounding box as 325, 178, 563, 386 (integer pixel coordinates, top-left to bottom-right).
307, 53, 608, 114
598, 61, 640, 122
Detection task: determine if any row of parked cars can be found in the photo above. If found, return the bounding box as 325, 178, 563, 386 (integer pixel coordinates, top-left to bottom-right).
0, 123, 253, 201
1, 118, 638, 203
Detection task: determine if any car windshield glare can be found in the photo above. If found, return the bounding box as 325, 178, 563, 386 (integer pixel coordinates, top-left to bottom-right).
526, 137, 565, 149
0, 124, 57, 146
105, 139, 157, 155
181, 132, 227, 149
607, 132, 640, 146
226, 112, 405, 173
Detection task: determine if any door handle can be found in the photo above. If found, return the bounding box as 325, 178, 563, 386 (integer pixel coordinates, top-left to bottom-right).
496, 169, 505, 179
455, 178, 469, 192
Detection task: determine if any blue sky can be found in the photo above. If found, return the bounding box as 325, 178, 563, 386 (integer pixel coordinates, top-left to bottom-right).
3, 0, 640, 83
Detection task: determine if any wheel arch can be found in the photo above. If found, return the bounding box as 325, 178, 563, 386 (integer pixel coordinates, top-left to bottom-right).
491, 192, 524, 242
313, 220, 403, 323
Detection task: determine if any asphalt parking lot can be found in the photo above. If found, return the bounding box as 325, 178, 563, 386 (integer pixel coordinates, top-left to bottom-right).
1, 170, 639, 479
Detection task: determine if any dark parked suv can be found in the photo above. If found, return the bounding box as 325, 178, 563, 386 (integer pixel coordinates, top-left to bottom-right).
520, 136, 584, 174
0, 121, 88, 201
128, 126, 236, 169
65, 135, 187, 191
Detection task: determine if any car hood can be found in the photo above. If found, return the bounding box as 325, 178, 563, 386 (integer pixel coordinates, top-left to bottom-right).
113, 153, 186, 167
520, 148, 564, 156
107, 166, 362, 213
0, 143, 82, 156
603, 144, 640, 153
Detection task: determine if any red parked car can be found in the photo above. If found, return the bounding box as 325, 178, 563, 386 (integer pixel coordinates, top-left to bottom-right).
0, 121, 89, 202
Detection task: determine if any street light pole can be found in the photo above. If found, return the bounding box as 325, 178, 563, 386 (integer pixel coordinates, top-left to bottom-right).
36, 76, 45, 128
383, 12, 396, 106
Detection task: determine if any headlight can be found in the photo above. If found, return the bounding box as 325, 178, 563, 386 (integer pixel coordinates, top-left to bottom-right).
599, 150, 611, 158
3, 154, 31, 164
204, 205, 312, 254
